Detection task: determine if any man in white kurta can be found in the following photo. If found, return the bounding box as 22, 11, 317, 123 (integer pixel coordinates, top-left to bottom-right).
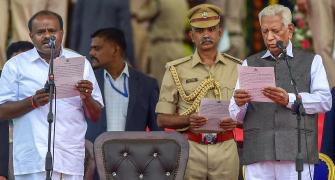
0, 10, 103, 180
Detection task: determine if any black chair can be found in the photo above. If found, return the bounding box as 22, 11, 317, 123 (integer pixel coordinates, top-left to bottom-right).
94, 131, 189, 180
84, 139, 96, 180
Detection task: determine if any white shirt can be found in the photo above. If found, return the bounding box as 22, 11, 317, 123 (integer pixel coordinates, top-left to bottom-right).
229, 41, 332, 122
0, 48, 104, 175
104, 63, 129, 131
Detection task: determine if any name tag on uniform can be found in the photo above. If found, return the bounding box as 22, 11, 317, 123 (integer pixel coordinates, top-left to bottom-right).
185, 78, 198, 83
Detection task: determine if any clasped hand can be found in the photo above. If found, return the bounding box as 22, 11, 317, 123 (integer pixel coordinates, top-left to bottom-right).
233, 86, 289, 106
189, 113, 237, 131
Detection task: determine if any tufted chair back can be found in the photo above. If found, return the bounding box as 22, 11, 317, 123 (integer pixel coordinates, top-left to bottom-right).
94, 131, 189, 180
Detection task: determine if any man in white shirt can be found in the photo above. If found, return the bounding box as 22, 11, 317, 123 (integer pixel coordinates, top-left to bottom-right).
229, 4, 332, 180
0, 10, 103, 180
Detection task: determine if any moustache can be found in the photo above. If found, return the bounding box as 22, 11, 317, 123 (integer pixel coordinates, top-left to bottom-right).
90, 56, 98, 62
200, 37, 213, 44
42, 40, 50, 45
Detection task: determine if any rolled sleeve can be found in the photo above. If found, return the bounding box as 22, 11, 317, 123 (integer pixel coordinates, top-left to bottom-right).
156, 101, 176, 114
155, 68, 178, 114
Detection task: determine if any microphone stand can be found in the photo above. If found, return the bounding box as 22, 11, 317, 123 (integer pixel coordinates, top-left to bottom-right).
281, 50, 305, 180
45, 38, 56, 180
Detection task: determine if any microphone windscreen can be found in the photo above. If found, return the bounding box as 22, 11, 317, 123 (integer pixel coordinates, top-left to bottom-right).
50, 35, 56, 41
276, 40, 285, 49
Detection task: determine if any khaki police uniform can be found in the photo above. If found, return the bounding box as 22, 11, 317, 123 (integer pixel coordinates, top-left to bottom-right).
156, 50, 241, 179
0, 0, 8, 70
130, 0, 150, 72
207, 0, 246, 59
134, 0, 189, 85
156, 5, 242, 179
156, 4, 243, 179
307, 0, 335, 88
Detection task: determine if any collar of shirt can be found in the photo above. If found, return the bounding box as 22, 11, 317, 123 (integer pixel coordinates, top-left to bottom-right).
29, 47, 66, 62
261, 40, 294, 59
191, 49, 226, 67
104, 62, 130, 79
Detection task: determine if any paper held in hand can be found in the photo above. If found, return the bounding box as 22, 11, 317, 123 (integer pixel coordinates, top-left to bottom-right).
238, 65, 276, 102
54, 56, 85, 99
193, 98, 230, 133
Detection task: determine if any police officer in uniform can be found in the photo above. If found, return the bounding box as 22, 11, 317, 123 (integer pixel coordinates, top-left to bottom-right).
133, 0, 189, 85
156, 4, 242, 180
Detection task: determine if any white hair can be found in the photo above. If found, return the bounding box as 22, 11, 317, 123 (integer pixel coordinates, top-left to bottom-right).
258, 4, 292, 27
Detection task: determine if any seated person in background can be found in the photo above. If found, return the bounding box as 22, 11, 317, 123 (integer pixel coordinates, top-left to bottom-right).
86, 27, 162, 143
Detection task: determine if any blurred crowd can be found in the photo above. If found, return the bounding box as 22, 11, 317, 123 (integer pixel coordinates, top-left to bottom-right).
1, 0, 335, 179
0, 0, 246, 85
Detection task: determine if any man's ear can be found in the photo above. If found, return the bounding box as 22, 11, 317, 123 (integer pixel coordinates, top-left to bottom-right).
288, 23, 295, 39
114, 45, 121, 55
29, 32, 33, 40
219, 27, 224, 36
111, 42, 121, 55
188, 30, 194, 43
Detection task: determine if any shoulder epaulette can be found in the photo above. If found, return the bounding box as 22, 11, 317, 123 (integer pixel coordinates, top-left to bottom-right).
222, 53, 243, 64
165, 55, 192, 68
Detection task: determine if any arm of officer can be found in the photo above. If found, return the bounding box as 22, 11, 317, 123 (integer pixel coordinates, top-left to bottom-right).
157, 114, 189, 129
157, 113, 207, 129
133, 0, 160, 22
147, 79, 163, 131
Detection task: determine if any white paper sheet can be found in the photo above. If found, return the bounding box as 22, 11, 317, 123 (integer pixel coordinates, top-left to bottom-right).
54, 56, 85, 99
193, 98, 230, 133
238, 65, 276, 102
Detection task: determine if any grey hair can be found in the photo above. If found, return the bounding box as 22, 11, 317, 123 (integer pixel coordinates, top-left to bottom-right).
258, 4, 292, 27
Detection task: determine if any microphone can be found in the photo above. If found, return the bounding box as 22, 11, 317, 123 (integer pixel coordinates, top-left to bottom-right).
48, 35, 56, 48
276, 40, 286, 54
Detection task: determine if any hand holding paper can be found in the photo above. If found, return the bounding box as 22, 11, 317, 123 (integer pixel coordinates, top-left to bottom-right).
193, 98, 231, 133
54, 56, 85, 99
238, 66, 276, 102
189, 113, 207, 129
262, 86, 289, 106
233, 89, 252, 107
219, 118, 238, 131
76, 80, 93, 100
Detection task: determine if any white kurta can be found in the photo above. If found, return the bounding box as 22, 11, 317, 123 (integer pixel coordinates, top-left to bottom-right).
0, 48, 103, 176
